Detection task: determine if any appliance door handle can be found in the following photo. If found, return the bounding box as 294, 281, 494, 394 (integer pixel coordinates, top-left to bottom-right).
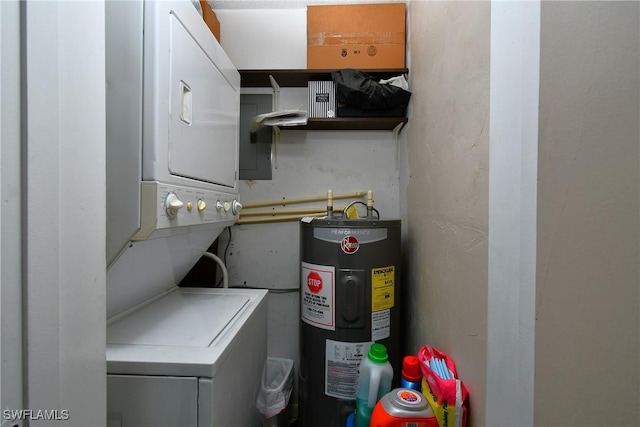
180, 80, 192, 125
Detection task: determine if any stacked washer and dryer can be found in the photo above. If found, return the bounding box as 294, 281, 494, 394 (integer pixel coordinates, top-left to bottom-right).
105, 1, 266, 426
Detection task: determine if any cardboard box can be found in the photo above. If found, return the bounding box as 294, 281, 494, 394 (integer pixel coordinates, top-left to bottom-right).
307, 3, 406, 70
200, 1, 220, 43
308, 81, 336, 118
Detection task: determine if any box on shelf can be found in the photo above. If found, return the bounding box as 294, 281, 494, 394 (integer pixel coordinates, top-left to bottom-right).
200, 1, 220, 43
307, 3, 406, 70
308, 81, 336, 118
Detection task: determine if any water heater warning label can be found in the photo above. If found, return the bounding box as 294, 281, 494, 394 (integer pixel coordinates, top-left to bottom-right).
371, 266, 394, 341
372, 309, 391, 341
301, 262, 335, 330
325, 340, 372, 399
372, 265, 395, 311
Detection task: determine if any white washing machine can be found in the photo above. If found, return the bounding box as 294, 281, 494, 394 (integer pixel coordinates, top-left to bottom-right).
106, 287, 267, 427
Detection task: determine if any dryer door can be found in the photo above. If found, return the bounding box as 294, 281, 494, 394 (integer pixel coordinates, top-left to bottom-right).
168, 13, 239, 189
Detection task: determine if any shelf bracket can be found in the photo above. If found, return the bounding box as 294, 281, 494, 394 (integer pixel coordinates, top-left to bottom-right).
272, 126, 280, 170
269, 74, 280, 110
393, 121, 405, 136
393, 122, 405, 171
269, 75, 281, 170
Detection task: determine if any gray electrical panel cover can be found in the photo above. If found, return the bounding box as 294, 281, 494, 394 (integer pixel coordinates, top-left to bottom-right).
239, 94, 272, 180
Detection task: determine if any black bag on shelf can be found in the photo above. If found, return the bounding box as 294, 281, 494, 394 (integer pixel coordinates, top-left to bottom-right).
330, 68, 412, 111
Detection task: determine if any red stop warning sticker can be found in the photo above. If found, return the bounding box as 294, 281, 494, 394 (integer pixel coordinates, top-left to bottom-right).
341, 235, 359, 254
301, 262, 335, 331
307, 271, 323, 293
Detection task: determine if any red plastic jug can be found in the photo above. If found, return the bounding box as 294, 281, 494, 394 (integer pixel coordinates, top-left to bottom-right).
370, 388, 439, 427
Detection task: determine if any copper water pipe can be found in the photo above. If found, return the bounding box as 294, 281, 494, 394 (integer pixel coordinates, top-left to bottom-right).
241, 191, 367, 210
240, 207, 345, 217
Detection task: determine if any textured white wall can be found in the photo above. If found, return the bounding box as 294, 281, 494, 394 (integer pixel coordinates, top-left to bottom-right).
536, 2, 640, 425
405, 2, 490, 425
407, 3, 639, 426
215, 9, 307, 69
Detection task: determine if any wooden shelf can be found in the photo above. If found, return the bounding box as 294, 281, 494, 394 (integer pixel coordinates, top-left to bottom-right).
284, 117, 407, 131
239, 69, 409, 132
239, 68, 409, 88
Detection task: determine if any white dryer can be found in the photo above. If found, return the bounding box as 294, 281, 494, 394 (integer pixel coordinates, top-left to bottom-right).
106, 287, 267, 427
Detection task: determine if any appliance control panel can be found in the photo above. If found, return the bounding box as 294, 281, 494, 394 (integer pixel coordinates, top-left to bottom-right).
132, 181, 241, 241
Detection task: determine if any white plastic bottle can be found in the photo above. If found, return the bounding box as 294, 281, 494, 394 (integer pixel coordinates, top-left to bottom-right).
355, 343, 394, 427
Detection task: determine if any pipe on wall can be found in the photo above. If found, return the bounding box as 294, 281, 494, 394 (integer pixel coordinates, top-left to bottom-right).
241, 191, 367, 209
240, 207, 345, 217
238, 190, 370, 224
238, 212, 328, 225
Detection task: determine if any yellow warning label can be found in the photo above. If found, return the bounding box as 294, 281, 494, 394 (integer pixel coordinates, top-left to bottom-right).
371, 266, 394, 311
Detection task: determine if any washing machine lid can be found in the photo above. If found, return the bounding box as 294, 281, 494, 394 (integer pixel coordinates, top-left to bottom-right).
106, 287, 268, 378
107, 289, 249, 347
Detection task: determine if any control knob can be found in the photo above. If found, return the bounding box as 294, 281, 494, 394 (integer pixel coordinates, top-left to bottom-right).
232, 200, 243, 215
216, 200, 231, 212
165, 192, 184, 219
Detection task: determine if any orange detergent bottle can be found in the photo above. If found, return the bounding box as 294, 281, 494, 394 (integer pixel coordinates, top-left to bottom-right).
370, 388, 439, 427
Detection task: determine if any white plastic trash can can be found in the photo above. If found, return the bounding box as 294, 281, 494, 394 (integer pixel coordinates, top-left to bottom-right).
256, 357, 294, 427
